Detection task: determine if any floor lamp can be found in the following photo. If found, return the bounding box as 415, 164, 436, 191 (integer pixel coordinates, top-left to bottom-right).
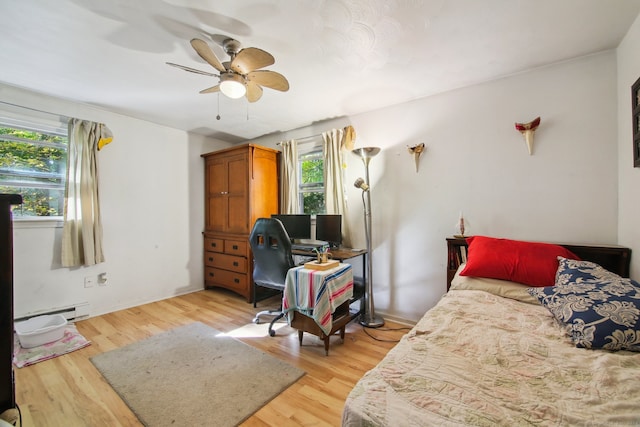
352, 147, 385, 328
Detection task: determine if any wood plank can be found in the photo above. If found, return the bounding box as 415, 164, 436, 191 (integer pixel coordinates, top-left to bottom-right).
13, 288, 407, 426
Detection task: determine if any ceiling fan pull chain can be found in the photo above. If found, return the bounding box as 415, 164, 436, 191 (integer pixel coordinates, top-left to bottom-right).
216, 92, 221, 120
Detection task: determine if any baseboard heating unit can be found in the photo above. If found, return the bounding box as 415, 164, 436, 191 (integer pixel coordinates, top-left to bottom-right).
15, 302, 90, 323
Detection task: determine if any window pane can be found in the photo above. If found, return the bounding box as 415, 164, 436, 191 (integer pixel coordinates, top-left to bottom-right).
300, 153, 323, 184
0, 126, 67, 217
302, 191, 325, 215
299, 148, 325, 214
1, 186, 64, 217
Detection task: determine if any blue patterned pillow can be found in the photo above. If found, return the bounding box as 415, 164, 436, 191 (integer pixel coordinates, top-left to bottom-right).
528, 257, 640, 352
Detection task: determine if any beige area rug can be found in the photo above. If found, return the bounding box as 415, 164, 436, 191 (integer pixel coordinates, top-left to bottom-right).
90, 322, 305, 427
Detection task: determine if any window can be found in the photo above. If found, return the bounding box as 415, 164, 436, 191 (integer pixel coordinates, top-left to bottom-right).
298, 141, 325, 214
0, 116, 68, 218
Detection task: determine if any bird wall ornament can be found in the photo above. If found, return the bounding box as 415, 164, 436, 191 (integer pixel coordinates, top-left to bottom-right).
514, 117, 541, 155
407, 143, 425, 172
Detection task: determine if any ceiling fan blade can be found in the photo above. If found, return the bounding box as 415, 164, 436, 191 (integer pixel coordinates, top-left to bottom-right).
166, 62, 217, 77
247, 70, 289, 92
231, 47, 275, 74
199, 85, 221, 94
190, 38, 226, 72
246, 81, 263, 103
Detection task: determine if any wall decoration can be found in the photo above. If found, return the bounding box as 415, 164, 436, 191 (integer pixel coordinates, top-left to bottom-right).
453, 211, 469, 238
632, 76, 640, 167
407, 143, 425, 172
514, 116, 541, 155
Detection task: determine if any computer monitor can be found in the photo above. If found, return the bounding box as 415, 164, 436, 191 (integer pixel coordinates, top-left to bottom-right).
271, 214, 311, 242
315, 214, 342, 248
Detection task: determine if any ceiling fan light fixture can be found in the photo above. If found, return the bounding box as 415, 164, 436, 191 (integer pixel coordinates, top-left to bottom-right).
220, 73, 246, 99
176, 38, 288, 103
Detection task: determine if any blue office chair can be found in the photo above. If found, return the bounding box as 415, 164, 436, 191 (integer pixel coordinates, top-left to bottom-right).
249, 218, 296, 337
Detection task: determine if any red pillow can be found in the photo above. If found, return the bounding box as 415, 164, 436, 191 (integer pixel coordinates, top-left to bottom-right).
459, 236, 580, 287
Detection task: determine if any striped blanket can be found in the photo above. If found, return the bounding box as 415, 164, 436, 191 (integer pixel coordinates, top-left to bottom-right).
283, 263, 353, 335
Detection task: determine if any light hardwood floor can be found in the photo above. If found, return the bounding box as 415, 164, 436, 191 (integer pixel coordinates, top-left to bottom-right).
14, 288, 410, 427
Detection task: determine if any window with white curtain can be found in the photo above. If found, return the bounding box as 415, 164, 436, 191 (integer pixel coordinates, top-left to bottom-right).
0, 115, 68, 219
297, 137, 325, 214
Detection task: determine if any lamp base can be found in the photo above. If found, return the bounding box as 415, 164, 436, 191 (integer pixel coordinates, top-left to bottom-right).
359, 314, 385, 328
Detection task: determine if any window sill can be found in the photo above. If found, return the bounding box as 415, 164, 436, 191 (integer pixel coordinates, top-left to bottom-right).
13, 217, 63, 229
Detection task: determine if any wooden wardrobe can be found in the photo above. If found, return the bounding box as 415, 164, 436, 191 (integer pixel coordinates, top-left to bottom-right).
201, 144, 280, 302
0, 194, 21, 415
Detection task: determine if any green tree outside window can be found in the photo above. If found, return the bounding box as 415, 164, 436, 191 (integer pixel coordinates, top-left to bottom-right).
299, 151, 324, 214
0, 126, 67, 217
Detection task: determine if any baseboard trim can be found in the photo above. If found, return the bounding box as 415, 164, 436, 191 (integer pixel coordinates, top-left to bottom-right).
366, 311, 416, 327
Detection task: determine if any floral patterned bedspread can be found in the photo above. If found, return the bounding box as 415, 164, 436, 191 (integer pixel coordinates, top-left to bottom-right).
342, 289, 640, 426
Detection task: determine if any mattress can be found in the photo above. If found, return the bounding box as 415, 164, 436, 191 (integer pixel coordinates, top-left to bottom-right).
342, 287, 640, 426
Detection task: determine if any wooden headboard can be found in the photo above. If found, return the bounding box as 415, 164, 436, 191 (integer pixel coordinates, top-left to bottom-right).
446, 237, 632, 290
559, 244, 631, 278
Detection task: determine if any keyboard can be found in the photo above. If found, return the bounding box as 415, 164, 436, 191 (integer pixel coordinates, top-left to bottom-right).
291, 243, 322, 252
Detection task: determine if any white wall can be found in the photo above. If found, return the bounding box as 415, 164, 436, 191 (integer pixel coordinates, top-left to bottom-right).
617, 13, 640, 279
4, 49, 623, 324
1, 83, 229, 319
254, 52, 620, 323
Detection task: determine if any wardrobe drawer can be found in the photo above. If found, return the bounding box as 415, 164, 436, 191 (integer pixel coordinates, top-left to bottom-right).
224, 239, 247, 256
204, 267, 248, 293
204, 252, 246, 273
204, 237, 224, 253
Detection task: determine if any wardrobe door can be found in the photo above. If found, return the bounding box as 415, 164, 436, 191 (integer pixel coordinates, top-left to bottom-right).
0, 194, 21, 413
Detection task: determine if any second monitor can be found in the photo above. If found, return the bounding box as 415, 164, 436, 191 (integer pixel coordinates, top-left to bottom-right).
315, 214, 342, 248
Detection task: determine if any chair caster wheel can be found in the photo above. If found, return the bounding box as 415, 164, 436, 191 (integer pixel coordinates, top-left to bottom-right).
269, 329, 276, 337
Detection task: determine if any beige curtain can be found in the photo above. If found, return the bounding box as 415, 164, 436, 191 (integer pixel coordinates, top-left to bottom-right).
61, 119, 112, 267
322, 128, 352, 247
280, 139, 300, 214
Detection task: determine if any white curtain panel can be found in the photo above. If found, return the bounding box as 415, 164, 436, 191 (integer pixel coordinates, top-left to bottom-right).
322, 129, 352, 248
61, 119, 111, 267
280, 139, 300, 214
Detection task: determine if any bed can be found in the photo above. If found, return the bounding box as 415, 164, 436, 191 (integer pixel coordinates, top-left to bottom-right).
342, 236, 640, 426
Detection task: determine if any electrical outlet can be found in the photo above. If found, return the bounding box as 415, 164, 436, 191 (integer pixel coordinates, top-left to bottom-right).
98, 272, 107, 286
84, 276, 95, 288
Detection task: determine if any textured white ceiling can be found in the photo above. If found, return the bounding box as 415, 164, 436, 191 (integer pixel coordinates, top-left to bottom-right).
1, 0, 639, 142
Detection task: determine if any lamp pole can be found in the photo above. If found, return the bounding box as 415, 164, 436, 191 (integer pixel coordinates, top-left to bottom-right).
352, 147, 384, 328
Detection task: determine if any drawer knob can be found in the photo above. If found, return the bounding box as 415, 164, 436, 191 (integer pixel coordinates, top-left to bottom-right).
208, 257, 213, 262
233, 261, 239, 267
232, 245, 238, 250
234, 278, 239, 283
211, 242, 217, 248
209, 272, 214, 277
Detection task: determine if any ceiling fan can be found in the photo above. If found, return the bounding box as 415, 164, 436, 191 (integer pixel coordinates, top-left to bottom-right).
167, 38, 289, 103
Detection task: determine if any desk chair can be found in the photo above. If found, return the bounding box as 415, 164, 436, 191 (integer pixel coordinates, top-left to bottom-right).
249, 218, 296, 337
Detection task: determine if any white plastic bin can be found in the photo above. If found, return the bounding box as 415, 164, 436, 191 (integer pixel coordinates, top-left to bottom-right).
14, 314, 68, 348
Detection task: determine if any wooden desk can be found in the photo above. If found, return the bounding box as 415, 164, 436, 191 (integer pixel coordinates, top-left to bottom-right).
327, 247, 367, 261
329, 248, 366, 318
283, 263, 354, 355
291, 247, 366, 265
